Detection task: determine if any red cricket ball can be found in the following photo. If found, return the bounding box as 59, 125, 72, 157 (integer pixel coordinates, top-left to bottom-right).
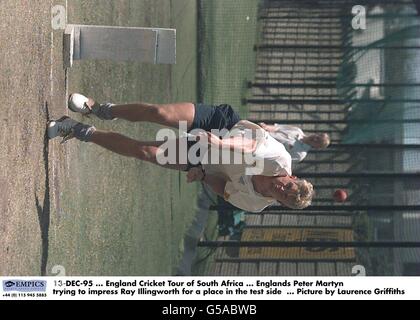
333, 189, 348, 202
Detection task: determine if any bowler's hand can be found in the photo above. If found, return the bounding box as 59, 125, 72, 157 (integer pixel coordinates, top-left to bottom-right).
187, 167, 205, 183
196, 131, 222, 146
258, 122, 276, 133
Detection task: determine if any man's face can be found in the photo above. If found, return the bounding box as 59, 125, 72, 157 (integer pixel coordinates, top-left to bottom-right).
307, 134, 325, 149
270, 176, 299, 206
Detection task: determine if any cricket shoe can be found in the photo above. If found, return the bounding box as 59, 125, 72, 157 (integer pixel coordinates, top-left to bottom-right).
68, 93, 115, 120
47, 116, 96, 143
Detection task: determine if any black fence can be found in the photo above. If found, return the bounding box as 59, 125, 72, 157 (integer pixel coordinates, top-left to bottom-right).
200, 0, 420, 276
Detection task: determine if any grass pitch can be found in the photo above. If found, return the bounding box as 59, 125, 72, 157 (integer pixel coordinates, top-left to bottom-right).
0, 0, 198, 276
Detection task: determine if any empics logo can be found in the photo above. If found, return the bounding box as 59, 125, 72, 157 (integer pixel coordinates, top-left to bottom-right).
3, 280, 47, 292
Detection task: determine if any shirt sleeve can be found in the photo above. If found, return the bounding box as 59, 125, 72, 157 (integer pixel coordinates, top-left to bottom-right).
290, 141, 310, 162
252, 134, 292, 176
290, 150, 307, 162
274, 124, 301, 135
229, 120, 267, 154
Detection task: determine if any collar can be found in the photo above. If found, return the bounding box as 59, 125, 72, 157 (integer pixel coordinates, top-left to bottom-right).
295, 140, 312, 152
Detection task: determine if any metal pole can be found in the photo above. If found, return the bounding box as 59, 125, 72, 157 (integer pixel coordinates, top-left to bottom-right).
311, 198, 339, 202
306, 185, 351, 190
256, 63, 341, 68
257, 52, 342, 58
246, 98, 420, 104
267, 0, 413, 3
248, 82, 420, 89
243, 225, 352, 230
268, 205, 420, 211
252, 94, 339, 99
261, 30, 343, 36
267, 0, 414, 5
305, 150, 357, 154
256, 45, 420, 50
249, 82, 337, 89
259, 14, 419, 19
210, 205, 420, 211
295, 172, 420, 179
295, 160, 350, 164
248, 98, 342, 105
197, 240, 420, 248
251, 110, 347, 115
245, 211, 355, 216
298, 129, 344, 133
251, 119, 420, 124
262, 22, 341, 27
254, 77, 337, 82
325, 144, 420, 149
256, 69, 339, 74
215, 257, 356, 263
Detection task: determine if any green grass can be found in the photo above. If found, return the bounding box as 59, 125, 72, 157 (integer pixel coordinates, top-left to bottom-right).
198, 0, 259, 118
47, 0, 198, 276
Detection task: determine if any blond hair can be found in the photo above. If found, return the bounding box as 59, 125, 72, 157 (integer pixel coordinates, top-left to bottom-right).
282, 179, 314, 209
318, 133, 330, 149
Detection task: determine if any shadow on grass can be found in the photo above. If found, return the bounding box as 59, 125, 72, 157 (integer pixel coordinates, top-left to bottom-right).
35, 101, 50, 276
